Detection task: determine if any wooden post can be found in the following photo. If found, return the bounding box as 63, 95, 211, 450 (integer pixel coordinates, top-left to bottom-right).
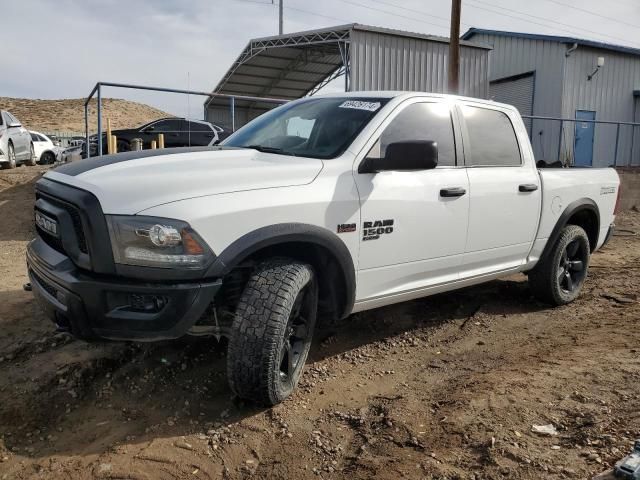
158, 133, 165, 149
151, 140, 157, 150
106, 118, 112, 154
448, 0, 462, 94
112, 135, 118, 154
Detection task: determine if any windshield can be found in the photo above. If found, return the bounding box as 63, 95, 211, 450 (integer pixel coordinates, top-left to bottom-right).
222, 97, 389, 159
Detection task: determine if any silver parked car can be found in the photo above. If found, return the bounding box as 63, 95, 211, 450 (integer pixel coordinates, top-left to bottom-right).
0, 110, 36, 169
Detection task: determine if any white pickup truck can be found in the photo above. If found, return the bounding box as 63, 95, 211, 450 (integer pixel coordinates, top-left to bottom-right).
27, 92, 620, 405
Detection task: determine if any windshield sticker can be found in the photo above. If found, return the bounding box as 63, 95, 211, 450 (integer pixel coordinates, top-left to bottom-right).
339, 101, 381, 112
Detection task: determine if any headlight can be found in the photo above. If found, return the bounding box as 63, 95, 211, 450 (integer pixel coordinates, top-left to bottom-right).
106, 216, 212, 269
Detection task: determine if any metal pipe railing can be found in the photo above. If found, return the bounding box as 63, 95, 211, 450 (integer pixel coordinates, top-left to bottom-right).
84, 81, 288, 157
521, 114, 640, 167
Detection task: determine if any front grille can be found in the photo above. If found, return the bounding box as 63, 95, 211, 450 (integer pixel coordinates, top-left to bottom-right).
35, 193, 88, 255
66, 206, 88, 253
31, 270, 58, 299
37, 225, 65, 254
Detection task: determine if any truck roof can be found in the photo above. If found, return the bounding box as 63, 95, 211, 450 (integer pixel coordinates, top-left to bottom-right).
311, 90, 517, 112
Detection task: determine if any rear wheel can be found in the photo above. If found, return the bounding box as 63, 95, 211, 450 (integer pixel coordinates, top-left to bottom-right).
26, 143, 37, 166
41, 151, 55, 165
116, 140, 130, 153
529, 225, 590, 305
227, 259, 318, 406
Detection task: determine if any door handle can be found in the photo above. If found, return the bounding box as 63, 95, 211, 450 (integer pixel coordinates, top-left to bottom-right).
519, 184, 539, 192
440, 187, 467, 198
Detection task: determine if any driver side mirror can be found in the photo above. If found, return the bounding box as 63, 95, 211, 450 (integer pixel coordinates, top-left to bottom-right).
7, 121, 21, 128
359, 140, 438, 174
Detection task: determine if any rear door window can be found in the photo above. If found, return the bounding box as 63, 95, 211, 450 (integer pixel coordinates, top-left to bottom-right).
185, 121, 212, 132
152, 119, 182, 132
461, 105, 521, 166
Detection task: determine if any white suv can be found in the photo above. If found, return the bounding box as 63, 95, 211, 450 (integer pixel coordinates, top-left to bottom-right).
0, 110, 35, 168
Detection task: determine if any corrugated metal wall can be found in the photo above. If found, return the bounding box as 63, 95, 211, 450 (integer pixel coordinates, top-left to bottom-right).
349, 30, 489, 98
562, 46, 640, 167
489, 73, 535, 133
471, 33, 566, 163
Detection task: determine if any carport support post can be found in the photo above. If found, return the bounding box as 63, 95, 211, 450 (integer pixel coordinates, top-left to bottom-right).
84, 103, 90, 159
231, 96, 236, 132
97, 84, 103, 157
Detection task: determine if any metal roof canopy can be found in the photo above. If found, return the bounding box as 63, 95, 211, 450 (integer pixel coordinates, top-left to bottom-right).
206, 23, 491, 114
462, 28, 640, 57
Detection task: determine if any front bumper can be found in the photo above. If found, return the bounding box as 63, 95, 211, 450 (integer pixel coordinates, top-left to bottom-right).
26, 237, 222, 341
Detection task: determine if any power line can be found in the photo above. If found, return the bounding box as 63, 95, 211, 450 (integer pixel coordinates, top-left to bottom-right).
542, 0, 640, 31
464, 0, 640, 47
467, 0, 640, 47
339, 0, 451, 32
232, 0, 352, 27
284, 4, 352, 24
365, 0, 471, 29
361, 0, 638, 48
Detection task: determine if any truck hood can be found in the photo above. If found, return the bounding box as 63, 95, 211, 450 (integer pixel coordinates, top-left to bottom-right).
45, 147, 323, 214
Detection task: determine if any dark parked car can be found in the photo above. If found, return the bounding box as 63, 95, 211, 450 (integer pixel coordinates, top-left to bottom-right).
89, 118, 229, 154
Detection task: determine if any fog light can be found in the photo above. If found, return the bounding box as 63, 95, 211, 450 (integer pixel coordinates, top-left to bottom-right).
128, 294, 168, 313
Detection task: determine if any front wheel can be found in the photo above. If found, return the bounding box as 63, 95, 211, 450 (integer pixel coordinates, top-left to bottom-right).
227, 259, 318, 406
3, 143, 16, 169
528, 225, 590, 305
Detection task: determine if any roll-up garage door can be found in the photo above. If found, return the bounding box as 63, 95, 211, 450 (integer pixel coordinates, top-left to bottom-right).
489, 72, 534, 134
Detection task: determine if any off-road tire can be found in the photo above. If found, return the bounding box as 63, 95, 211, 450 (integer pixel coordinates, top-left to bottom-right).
3, 143, 16, 169
529, 224, 590, 306
27, 143, 37, 166
227, 259, 318, 406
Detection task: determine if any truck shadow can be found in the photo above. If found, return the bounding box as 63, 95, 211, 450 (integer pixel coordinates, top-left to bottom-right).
0, 276, 548, 462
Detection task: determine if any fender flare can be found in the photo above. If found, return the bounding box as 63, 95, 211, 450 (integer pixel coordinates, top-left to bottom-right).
206, 223, 356, 318
539, 198, 600, 262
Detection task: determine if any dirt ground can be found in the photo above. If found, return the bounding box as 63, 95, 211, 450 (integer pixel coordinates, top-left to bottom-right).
1, 166, 639, 480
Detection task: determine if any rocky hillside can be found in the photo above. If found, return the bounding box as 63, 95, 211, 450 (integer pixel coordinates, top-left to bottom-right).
0, 97, 172, 133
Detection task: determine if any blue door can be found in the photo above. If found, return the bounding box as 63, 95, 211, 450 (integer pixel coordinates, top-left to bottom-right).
574, 110, 596, 166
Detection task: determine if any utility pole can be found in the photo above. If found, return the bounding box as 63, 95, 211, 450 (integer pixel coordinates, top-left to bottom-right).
448, 0, 462, 94
279, 0, 283, 35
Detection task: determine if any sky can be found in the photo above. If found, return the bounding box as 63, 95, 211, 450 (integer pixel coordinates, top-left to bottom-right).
3, 0, 640, 118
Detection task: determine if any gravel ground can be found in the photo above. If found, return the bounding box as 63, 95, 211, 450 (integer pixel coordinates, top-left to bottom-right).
1, 166, 639, 480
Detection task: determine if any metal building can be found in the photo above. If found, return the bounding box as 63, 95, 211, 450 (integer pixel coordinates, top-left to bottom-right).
206, 24, 490, 130
463, 28, 640, 167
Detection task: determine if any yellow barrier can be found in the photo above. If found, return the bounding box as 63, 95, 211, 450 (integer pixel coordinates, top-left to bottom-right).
106, 119, 112, 154
158, 133, 165, 149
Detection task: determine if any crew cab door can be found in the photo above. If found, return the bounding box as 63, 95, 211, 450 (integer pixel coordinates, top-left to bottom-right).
458, 103, 541, 277
353, 100, 469, 304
